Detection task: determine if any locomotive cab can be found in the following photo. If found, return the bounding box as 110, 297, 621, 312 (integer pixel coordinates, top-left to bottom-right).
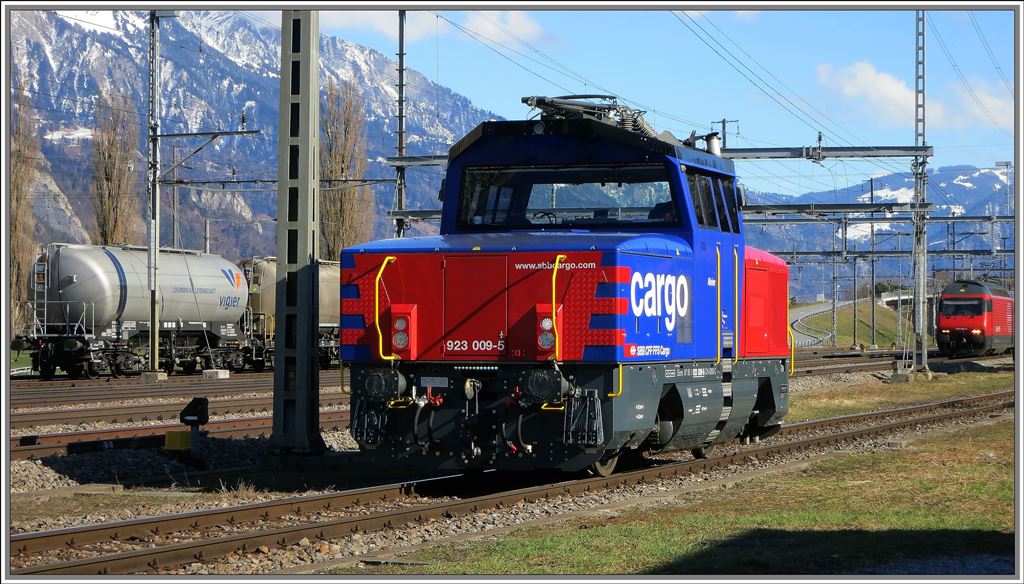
342, 96, 791, 475
937, 280, 1015, 356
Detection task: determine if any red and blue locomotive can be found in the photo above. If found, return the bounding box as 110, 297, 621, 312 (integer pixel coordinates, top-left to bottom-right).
937, 280, 1015, 357
341, 96, 792, 475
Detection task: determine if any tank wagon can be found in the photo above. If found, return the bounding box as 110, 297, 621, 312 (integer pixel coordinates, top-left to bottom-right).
240, 256, 342, 371
12, 243, 249, 378
936, 279, 1014, 356
341, 96, 792, 475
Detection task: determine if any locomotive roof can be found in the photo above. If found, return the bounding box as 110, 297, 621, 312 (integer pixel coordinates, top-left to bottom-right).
941, 279, 1013, 298
448, 118, 736, 176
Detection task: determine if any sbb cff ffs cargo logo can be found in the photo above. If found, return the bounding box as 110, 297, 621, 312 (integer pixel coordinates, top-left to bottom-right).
630, 271, 692, 340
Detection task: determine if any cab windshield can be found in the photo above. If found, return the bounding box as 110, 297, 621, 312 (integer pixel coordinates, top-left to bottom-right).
940, 299, 983, 317
456, 164, 678, 230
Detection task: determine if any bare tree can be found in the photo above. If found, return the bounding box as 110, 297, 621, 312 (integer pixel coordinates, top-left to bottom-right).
91, 90, 141, 245
320, 78, 375, 261
10, 88, 40, 336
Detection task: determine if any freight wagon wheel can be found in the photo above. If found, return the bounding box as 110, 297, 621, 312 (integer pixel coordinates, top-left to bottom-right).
38, 348, 56, 380
66, 364, 84, 380
39, 362, 56, 380
319, 355, 333, 369
109, 363, 123, 379
182, 361, 198, 376
587, 454, 619, 478
82, 363, 99, 380
691, 444, 715, 459
252, 359, 266, 373
162, 360, 176, 376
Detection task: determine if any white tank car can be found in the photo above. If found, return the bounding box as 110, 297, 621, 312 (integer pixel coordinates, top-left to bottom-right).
37, 243, 248, 327
17, 243, 249, 379
240, 256, 340, 370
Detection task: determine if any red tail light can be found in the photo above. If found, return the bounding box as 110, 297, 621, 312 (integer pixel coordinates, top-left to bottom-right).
390, 304, 418, 359
535, 304, 562, 357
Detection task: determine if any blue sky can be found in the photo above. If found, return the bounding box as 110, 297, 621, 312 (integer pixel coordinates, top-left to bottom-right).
300, 7, 1016, 197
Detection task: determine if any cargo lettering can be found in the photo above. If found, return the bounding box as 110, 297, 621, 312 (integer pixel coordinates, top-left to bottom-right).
219, 295, 241, 310
629, 272, 689, 332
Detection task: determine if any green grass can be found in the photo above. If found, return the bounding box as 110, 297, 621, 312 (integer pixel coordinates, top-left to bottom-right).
9, 350, 33, 370
786, 370, 1015, 421
328, 418, 1014, 575
801, 301, 931, 348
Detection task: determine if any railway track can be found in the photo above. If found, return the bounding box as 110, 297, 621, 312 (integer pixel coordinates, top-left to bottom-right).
8, 351, 1008, 459
9, 371, 350, 399
10, 389, 1013, 575
11, 410, 352, 460
9, 394, 349, 429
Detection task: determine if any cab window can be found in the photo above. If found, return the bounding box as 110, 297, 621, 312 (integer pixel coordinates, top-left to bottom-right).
686, 173, 719, 230
712, 179, 734, 233
719, 177, 741, 234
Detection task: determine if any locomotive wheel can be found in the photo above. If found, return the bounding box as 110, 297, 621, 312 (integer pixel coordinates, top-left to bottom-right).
182, 361, 198, 376
587, 454, 619, 478
691, 444, 715, 459
83, 363, 99, 380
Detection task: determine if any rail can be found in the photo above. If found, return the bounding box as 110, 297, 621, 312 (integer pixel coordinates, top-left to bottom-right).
11, 391, 1011, 575
791, 302, 840, 347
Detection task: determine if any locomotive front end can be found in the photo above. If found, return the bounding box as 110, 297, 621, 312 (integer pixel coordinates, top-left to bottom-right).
343, 236, 660, 472
343, 99, 790, 475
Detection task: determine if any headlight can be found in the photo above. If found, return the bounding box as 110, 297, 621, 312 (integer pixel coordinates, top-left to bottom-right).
539, 317, 554, 331
394, 317, 408, 331
538, 331, 555, 350
393, 331, 410, 349
971, 329, 983, 335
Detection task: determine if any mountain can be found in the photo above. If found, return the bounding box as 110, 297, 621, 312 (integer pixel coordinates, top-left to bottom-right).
742, 164, 1014, 299
12, 10, 1012, 296
12, 9, 498, 258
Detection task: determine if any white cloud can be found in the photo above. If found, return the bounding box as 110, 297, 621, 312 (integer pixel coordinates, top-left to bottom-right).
462, 11, 545, 44
818, 61, 1014, 133
319, 10, 446, 42
733, 11, 760, 21
951, 79, 1014, 132
816, 61, 915, 128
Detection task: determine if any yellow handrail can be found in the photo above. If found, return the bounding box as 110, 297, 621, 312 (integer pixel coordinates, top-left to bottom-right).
787, 283, 795, 375
733, 245, 739, 363
608, 363, 624, 398
541, 402, 566, 411
551, 254, 567, 361
787, 327, 795, 375
374, 255, 398, 361
715, 245, 721, 365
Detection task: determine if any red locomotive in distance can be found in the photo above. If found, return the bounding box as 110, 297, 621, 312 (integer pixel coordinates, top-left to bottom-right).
936, 279, 1015, 357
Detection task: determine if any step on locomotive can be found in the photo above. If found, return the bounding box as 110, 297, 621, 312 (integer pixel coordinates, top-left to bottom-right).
342, 96, 793, 475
